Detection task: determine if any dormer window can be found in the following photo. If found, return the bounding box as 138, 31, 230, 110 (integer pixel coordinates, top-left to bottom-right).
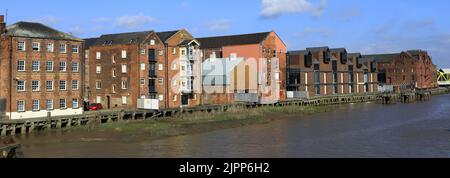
323, 50, 331, 64
356, 57, 362, 69
340, 51, 348, 64
304, 52, 313, 68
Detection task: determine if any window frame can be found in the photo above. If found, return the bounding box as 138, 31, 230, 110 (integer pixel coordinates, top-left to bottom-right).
46, 80, 54, 91
32, 61, 40, 72
32, 99, 40, 111
17, 60, 26, 71
59, 43, 67, 53
17, 80, 25, 92
46, 61, 54, 72
32, 80, 40, 92
59, 98, 67, 109
17, 100, 25, 112
18, 41, 26, 51
59, 80, 67, 91
32, 42, 40, 52
47, 43, 54, 53
72, 80, 79, 90
59, 61, 67, 72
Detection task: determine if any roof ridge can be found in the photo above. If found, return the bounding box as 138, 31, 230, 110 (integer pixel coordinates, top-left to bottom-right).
197, 31, 271, 39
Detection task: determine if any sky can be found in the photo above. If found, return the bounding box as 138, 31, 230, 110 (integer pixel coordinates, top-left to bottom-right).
1, 0, 449, 68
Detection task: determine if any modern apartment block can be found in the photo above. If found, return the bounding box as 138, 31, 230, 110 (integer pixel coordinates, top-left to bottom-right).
86, 29, 201, 110
0, 16, 84, 119
363, 50, 437, 92
197, 31, 287, 104
286, 47, 378, 99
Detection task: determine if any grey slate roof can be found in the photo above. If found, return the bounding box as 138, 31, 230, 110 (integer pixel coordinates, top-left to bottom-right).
156, 30, 179, 42
197, 32, 271, 49
306, 46, 329, 52
348, 53, 362, 58
95, 31, 152, 45
361, 53, 399, 63
6, 21, 82, 41
84, 37, 99, 49
330, 48, 347, 53
287, 50, 307, 55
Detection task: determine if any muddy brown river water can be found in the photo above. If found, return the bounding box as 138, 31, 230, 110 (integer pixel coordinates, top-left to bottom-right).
12, 94, 450, 158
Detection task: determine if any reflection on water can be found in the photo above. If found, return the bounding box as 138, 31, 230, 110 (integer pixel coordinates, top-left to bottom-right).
13, 94, 450, 158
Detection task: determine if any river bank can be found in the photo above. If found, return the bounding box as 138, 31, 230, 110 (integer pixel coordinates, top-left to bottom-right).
63, 105, 335, 141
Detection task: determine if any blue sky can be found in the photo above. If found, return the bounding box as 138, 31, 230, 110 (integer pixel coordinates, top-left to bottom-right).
2, 0, 449, 67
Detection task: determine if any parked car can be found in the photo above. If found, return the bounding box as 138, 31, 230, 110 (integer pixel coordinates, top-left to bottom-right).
89, 103, 103, 111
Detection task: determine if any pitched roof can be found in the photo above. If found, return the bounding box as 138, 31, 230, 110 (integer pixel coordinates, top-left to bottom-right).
306, 46, 329, 52
348, 53, 362, 58
83, 37, 99, 49
6, 21, 82, 41
156, 30, 179, 42
362, 53, 399, 63
287, 50, 308, 55
197, 32, 271, 49
95, 31, 152, 45
330, 48, 347, 53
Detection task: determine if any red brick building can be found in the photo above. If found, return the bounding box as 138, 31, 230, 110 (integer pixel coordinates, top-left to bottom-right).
197, 31, 287, 104
0, 17, 84, 119
87, 29, 201, 110
363, 50, 437, 92
287, 47, 378, 99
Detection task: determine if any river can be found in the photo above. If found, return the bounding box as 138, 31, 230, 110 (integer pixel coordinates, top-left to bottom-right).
13, 94, 450, 158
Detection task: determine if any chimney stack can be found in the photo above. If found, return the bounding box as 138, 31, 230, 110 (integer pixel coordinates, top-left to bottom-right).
0, 15, 5, 34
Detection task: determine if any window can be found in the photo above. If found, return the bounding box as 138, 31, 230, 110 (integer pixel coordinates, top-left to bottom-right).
59, 80, 67, 91
46, 61, 54, 71
18, 60, 25, 71
121, 64, 127, 73
112, 85, 117, 93
17, 80, 25, 91
96, 65, 102, 74
32, 61, 40, 71
121, 50, 127, 58
96, 81, 102, 89
172, 48, 177, 54
173, 95, 177, 102
96, 52, 101, 59
159, 95, 164, 101
18, 41, 25, 51
32, 42, 40, 51
141, 63, 146, 70
59, 61, 67, 72
47, 43, 54, 52
72, 45, 79, 53
32, 100, 40, 111
159, 50, 164, 56
59, 99, 66, 109
150, 40, 155, 45
122, 96, 127, 105
181, 49, 186, 56
72, 99, 79, 109
72, 80, 79, 90
140, 49, 146, 55
17, 100, 25, 112
59, 43, 66, 53
158, 64, 163, 71
172, 63, 177, 70
140, 78, 145, 85
46, 100, 53, 110
112, 69, 117, 77
72, 62, 79, 72
46, 81, 54, 91
158, 78, 163, 85
112, 55, 116, 63
122, 80, 128, 89
96, 96, 101, 103
32, 81, 40, 91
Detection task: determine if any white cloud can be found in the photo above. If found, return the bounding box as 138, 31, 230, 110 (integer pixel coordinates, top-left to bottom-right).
69, 25, 104, 36
404, 18, 435, 31
91, 17, 111, 23
30, 16, 60, 25
260, 0, 328, 18
115, 14, 156, 29
206, 20, 231, 32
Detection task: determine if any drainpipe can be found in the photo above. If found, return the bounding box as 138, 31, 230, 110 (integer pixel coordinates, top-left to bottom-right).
9, 36, 12, 120
164, 43, 169, 109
